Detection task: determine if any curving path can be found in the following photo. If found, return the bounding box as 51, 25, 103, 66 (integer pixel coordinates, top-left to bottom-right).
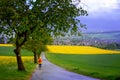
31, 53, 100, 80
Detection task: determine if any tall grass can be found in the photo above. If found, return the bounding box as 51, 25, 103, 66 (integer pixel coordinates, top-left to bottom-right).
46, 53, 120, 80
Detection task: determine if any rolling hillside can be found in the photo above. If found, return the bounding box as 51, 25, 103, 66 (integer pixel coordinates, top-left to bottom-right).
53, 31, 120, 50
84, 31, 120, 43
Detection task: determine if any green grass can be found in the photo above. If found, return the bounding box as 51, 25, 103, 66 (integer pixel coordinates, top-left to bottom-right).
0, 46, 36, 80
46, 53, 120, 80
0, 46, 33, 56
0, 57, 36, 80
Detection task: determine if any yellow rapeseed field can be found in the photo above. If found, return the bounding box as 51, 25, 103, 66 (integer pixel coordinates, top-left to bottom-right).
0, 44, 13, 46
47, 45, 120, 54
0, 56, 15, 64
0, 44, 120, 54
0, 56, 33, 64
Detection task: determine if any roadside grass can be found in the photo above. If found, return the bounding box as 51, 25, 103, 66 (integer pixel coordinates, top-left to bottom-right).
46, 53, 120, 80
0, 46, 36, 80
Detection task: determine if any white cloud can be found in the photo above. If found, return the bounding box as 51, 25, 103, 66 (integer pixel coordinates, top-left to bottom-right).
79, 0, 119, 17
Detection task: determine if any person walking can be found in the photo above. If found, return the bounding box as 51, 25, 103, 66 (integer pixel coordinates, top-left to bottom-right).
38, 57, 42, 69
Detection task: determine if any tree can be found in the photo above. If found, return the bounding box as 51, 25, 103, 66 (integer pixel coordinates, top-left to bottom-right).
24, 42, 48, 63
23, 29, 52, 63
0, 37, 4, 43
0, 0, 87, 71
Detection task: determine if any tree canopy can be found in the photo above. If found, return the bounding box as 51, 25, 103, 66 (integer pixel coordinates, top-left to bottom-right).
23, 29, 53, 63
0, 0, 87, 71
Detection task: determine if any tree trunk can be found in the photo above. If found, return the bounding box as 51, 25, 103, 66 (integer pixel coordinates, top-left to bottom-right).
33, 52, 37, 63
37, 53, 41, 59
14, 46, 26, 71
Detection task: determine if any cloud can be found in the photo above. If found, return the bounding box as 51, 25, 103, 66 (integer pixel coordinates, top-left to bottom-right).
79, 0, 119, 17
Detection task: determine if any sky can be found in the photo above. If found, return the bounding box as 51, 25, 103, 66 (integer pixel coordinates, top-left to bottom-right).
78, 0, 120, 32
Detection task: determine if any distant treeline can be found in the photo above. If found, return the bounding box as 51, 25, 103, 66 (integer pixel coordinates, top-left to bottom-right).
92, 43, 120, 50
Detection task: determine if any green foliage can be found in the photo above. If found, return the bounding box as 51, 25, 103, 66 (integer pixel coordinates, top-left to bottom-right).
23, 29, 53, 55
46, 53, 120, 80
0, 0, 87, 43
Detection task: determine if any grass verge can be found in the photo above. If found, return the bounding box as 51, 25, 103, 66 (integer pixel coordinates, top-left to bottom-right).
46, 53, 120, 80
0, 46, 36, 80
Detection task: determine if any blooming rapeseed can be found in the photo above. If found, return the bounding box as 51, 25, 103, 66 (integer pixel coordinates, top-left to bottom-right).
0, 44, 120, 54
47, 45, 120, 54
0, 56, 15, 64
0, 44, 13, 46
0, 56, 33, 65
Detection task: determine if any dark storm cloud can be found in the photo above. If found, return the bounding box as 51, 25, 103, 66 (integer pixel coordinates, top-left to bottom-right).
79, 0, 120, 32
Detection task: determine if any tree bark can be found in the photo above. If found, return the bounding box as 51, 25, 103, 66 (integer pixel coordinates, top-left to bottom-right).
33, 51, 37, 63
37, 52, 41, 59
14, 46, 26, 71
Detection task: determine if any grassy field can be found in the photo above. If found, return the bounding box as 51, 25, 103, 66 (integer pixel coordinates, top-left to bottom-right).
46, 53, 120, 80
0, 46, 33, 56
46, 45, 120, 80
0, 46, 36, 80
1, 44, 120, 80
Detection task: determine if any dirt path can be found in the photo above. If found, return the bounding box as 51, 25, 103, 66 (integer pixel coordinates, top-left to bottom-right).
31, 53, 100, 80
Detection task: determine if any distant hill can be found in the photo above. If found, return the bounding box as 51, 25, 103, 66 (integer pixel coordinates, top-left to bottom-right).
84, 31, 120, 34
53, 31, 120, 46
83, 31, 120, 43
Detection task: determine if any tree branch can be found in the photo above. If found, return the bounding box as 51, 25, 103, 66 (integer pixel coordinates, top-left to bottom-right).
19, 32, 28, 47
